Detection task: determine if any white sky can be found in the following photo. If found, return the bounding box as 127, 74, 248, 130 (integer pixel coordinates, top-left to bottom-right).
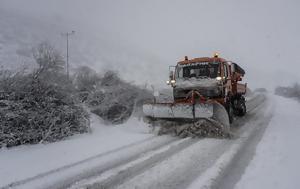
1, 0, 300, 90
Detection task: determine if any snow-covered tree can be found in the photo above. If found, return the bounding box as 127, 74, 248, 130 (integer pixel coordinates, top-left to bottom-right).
33, 42, 65, 74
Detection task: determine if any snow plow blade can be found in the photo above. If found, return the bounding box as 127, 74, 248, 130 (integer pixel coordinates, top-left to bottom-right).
143, 102, 230, 138
143, 103, 213, 119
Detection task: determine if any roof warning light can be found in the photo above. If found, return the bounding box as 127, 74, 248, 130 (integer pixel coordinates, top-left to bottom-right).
213, 52, 219, 58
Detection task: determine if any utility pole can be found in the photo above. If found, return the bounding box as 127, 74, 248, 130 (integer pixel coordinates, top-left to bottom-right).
62, 31, 75, 78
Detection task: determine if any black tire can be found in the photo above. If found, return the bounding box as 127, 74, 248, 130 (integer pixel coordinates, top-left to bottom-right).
226, 101, 234, 124
237, 101, 247, 116
233, 96, 247, 117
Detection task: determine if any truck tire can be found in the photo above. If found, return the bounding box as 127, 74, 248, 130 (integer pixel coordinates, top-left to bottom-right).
237, 101, 246, 116
226, 100, 234, 124
234, 96, 246, 117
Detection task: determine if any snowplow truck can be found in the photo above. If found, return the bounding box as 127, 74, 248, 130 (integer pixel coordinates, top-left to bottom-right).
143, 53, 247, 137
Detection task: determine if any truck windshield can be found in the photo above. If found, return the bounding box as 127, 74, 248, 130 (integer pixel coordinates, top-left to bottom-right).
176, 62, 219, 79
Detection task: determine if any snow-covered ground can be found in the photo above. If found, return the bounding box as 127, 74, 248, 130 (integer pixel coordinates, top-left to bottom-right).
0, 94, 263, 189
235, 95, 300, 189
0, 114, 154, 188
1, 94, 299, 189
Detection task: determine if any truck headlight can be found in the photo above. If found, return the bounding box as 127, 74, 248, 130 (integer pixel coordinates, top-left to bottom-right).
170, 80, 176, 84
216, 76, 222, 80
166, 80, 170, 85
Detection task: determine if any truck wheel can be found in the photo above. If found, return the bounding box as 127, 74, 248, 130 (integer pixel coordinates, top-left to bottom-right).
226, 102, 234, 124
237, 101, 247, 116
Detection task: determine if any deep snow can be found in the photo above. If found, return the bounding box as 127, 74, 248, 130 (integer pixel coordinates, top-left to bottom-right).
235, 95, 300, 189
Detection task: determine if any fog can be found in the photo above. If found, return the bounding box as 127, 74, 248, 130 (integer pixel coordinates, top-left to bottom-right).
1, 0, 300, 89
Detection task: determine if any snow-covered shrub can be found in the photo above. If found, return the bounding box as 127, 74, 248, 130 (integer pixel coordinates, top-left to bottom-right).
0, 71, 89, 148
254, 88, 267, 93
73, 66, 101, 103
84, 70, 153, 124
73, 66, 100, 93
0, 43, 89, 148
275, 83, 300, 99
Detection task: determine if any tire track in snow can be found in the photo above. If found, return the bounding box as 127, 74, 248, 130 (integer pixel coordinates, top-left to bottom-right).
2, 136, 175, 189
187, 93, 272, 189
66, 138, 197, 189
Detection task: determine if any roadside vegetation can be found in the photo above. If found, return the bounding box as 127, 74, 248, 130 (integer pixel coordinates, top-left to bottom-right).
0, 42, 152, 148
275, 83, 300, 100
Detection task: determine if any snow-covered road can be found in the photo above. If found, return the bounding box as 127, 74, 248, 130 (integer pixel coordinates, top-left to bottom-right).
0, 93, 279, 189
235, 95, 300, 189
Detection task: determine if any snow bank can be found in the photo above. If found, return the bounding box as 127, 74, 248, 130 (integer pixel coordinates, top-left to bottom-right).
235, 95, 300, 189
